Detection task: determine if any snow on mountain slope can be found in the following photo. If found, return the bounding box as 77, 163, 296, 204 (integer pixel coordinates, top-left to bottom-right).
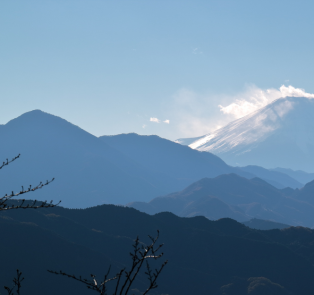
183, 97, 314, 171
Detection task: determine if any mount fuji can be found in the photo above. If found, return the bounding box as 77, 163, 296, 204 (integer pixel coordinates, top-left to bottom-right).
177, 96, 314, 172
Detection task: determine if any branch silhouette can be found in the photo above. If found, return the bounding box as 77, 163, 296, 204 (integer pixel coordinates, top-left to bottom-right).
2, 155, 167, 295
48, 230, 168, 295
4, 269, 24, 295
0, 155, 60, 212
0, 154, 20, 170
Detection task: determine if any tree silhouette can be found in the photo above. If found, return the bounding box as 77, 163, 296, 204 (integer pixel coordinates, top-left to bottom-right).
1, 155, 167, 295
0, 155, 58, 212
49, 231, 167, 295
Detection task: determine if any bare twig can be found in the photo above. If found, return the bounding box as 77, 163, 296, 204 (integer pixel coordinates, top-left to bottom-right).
1, 154, 59, 295
0, 154, 59, 212
142, 260, 168, 295
0, 178, 60, 211
48, 231, 167, 295
0, 154, 20, 170
47, 270, 120, 294
4, 269, 24, 295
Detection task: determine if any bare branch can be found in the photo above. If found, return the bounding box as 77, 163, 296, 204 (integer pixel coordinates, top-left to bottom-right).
0, 154, 20, 171
48, 231, 167, 295
0, 178, 60, 212
4, 269, 24, 295
47, 270, 119, 294
142, 260, 168, 295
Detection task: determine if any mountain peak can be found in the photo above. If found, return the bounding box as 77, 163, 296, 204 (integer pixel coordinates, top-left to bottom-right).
178, 96, 314, 171
6, 109, 67, 128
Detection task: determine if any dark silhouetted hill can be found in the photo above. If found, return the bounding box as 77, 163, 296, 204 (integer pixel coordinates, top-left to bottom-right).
2, 202, 314, 295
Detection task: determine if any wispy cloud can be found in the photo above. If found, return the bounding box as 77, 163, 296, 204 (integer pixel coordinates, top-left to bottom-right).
192, 47, 203, 55
150, 117, 160, 123
168, 85, 314, 139
169, 88, 222, 137
142, 124, 146, 128
163, 119, 170, 124
219, 85, 314, 119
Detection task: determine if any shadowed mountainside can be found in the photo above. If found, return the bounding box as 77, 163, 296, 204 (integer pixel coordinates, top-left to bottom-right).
2, 202, 314, 295
128, 174, 314, 227
0, 110, 236, 208
100, 133, 303, 189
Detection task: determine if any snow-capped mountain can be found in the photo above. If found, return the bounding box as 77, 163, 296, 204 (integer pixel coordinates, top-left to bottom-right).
177, 96, 314, 172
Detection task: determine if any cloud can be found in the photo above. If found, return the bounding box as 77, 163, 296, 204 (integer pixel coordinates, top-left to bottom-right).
192, 48, 203, 55
219, 85, 314, 119
150, 117, 160, 123
169, 88, 223, 138
163, 119, 170, 124
142, 124, 146, 128
167, 85, 314, 139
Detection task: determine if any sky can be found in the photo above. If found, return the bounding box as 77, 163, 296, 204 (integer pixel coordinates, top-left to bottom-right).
1, 0, 314, 140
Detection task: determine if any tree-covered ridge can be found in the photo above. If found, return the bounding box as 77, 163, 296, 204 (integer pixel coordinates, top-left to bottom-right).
2, 202, 314, 295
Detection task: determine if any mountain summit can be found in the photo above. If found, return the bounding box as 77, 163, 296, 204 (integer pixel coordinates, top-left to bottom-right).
0, 110, 306, 208
178, 97, 314, 172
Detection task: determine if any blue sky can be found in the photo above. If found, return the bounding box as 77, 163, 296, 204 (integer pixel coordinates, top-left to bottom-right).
1, 0, 314, 140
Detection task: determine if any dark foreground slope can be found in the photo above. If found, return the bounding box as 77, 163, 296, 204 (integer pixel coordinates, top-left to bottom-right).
2, 202, 314, 295
129, 174, 314, 227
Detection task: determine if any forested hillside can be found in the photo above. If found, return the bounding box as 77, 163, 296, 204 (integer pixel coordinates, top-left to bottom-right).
2, 201, 314, 295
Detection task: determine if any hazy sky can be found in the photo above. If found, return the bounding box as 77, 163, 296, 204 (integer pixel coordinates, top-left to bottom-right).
1, 0, 314, 140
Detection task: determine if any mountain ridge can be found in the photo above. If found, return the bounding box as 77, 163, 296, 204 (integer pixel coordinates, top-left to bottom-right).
128, 173, 314, 227
2, 200, 314, 295
100, 133, 303, 189
0, 109, 306, 209
177, 96, 314, 172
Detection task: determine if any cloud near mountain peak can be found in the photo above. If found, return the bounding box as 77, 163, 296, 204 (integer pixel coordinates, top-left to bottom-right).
219, 85, 314, 119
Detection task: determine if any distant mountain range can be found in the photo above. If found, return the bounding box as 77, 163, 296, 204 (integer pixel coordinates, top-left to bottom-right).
2, 201, 314, 295
242, 218, 290, 230
100, 133, 306, 189
271, 167, 314, 184
0, 110, 309, 209
176, 96, 314, 172
129, 173, 314, 227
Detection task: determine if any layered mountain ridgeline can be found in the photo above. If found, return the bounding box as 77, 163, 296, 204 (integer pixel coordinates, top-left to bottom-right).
99, 133, 304, 189
178, 96, 314, 172
239, 165, 303, 189
0, 110, 234, 208
2, 202, 314, 295
271, 167, 314, 185
0, 111, 305, 210
128, 174, 314, 227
